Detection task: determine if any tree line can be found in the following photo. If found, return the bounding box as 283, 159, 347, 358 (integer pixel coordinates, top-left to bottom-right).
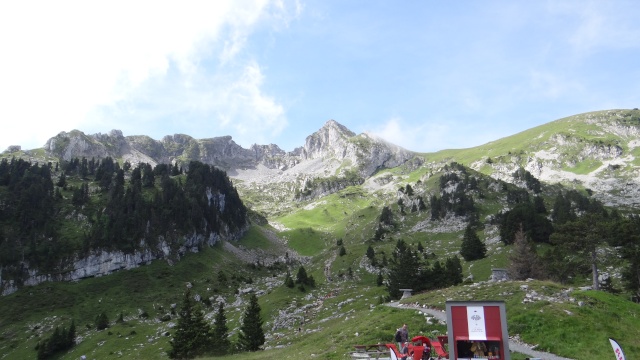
379, 163, 640, 300
0, 157, 248, 278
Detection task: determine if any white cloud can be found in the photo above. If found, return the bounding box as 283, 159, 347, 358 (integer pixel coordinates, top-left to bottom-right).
548, 1, 640, 53
210, 62, 287, 146
0, 0, 295, 150
370, 117, 454, 153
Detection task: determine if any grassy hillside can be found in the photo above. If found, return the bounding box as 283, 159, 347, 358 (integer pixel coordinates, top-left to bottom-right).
2, 169, 637, 360
7, 240, 638, 360
3, 109, 640, 360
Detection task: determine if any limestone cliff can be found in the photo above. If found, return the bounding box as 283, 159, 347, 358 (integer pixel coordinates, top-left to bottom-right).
41, 119, 418, 183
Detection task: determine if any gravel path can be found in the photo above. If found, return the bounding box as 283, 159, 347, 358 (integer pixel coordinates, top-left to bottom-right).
387, 302, 574, 360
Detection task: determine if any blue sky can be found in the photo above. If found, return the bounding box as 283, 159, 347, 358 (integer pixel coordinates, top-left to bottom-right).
2, 1, 640, 153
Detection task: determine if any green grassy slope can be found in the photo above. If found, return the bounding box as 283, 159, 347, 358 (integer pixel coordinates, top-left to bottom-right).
3, 109, 640, 360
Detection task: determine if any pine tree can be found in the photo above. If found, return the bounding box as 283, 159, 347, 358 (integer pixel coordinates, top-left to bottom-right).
284, 271, 295, 288
366, 245, 375, 260
210, 302, 230, 355
460, 225, 486, 261
387, 240, 423, 299
95, 312, 109, 330
614, 215, 640, 299
507, 226, 543, 280
56, 171, 66, 187
296, 266, 309, 285
550, 213, 610, 290
67, 320, 76, 347
36, 320, 75, 359
238, 292, 265, 352
168, 288, 211, 359
444, 256, 463, 286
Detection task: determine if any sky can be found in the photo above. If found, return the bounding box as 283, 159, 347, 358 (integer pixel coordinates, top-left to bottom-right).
2, 1, 640, 153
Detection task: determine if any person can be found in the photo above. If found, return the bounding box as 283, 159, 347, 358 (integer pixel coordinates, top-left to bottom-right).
400, 341, 410, 360
395, 323, 409, 349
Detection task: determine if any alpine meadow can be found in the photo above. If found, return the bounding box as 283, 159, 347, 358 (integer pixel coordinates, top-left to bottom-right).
2, 109, 640, 360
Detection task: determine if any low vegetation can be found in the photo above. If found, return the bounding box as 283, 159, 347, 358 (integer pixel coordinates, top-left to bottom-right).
3, 109, 640, 359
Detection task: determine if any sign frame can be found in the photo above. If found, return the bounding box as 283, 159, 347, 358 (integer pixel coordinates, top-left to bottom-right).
445, 300, 510, 360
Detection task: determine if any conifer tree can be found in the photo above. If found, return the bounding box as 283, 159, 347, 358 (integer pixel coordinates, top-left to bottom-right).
67, 320, 76, 347
210, 302, 230, 355
295, 266, 315, 287
460, 225, 486, 261
430, 260, 445, 288
366, 245, 375, 260
444, 256, 463, 286
56, 171, 66, 187
284, 271, 295, 288
387, 240, 423, 299
613, 215, 640, 299
36, 320, 75, 359
238, 292, 265, 352
95, 312, 109, 330
296, 266, 309, 285
507, 226, 543, 280
168, 288, 211, 359
550, 213, 609, 290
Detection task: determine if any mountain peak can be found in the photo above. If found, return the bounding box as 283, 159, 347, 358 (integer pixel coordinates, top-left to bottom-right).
320, 119, 356, 137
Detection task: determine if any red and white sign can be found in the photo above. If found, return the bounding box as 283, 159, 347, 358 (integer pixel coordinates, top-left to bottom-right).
450, 304, 504, 341
446, 301, 510, 360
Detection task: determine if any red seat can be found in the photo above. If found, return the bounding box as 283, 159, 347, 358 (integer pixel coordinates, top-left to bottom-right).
410, 345, 424, 360
385, 344, 407, 360
411, 335, 432, 347
432, 336, 449, 358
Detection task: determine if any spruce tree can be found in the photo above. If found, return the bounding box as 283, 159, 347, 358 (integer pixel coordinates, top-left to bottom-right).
67, 320, 76, 347
460, 225, 486, 261
168, 288, 211, 359
387, 240, 423, 299
238, 292, 265, 352
550, 213, 609, 290
614, 215, 640, 299
284, 271, 295, 288
296, 266, 309, 285
210, 302, 230, 355
507, 226, 542, 280
95, 312, 109, 330
366, 245, 375, 260
444, 256, 463, 286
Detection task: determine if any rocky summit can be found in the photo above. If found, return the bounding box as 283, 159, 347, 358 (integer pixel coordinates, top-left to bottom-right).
5, 109, 640, 210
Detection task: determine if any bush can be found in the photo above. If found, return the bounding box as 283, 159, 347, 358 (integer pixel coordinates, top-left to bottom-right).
95, 312, 109, 331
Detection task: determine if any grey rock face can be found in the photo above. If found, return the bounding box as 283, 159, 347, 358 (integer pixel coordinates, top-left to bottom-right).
41, 120, 417, 179
0, 224, 248, 295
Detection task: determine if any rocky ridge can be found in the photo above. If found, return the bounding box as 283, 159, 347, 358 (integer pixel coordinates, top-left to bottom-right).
39, 120, 416, 182
21, 110, 640, 211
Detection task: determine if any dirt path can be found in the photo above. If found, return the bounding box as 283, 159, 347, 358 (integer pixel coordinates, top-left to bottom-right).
387, 302, 574, 360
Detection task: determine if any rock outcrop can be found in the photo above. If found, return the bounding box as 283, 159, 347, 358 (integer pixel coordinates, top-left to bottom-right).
0, 225, 248, 296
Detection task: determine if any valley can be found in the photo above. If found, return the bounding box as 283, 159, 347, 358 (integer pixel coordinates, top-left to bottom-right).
2, 109, 640, 359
